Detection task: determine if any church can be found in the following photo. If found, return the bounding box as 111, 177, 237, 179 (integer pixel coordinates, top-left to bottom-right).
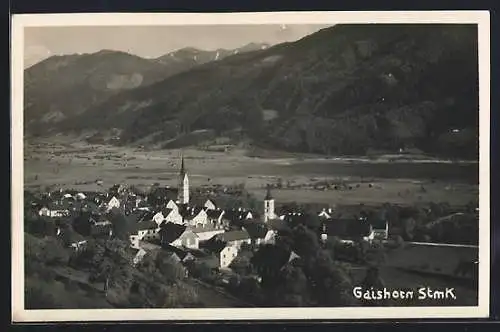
172, 152, 277, 225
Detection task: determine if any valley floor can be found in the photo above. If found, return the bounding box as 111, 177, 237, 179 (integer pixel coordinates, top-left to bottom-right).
22, 140, 478, 207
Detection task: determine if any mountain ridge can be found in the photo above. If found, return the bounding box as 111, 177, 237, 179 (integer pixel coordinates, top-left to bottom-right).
25, 24, 479, 159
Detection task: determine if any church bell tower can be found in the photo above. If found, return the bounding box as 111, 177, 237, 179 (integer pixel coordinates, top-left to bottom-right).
264, 184, 275, 223
177, 152, 189, 204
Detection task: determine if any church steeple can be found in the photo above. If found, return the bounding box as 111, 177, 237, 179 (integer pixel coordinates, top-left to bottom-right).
177, 151, 189, 204
265, 184, 273, 200
180, 152, 186, 176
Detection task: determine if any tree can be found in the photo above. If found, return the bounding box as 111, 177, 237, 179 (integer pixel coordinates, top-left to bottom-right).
156, 253, 187, 283
276, 265, 309, 306
360, 266, 389, 306
303, 251, 355, 306
292, 224, 320, 258
229, 255, 253, 275
39, 237, 70, 266
251, 244, 287, 290
108, 211, 132, 240
72, 213, 92, 236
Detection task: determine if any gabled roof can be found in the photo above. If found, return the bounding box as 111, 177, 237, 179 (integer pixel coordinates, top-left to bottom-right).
135, 220, 158, 231
72, 200, 100, 212
215, 229, 251, 243
243, 222, 270, 239
202, 238, 229, 254
43, 201, 71, 210
137, 211, 156, 222
322, 218, 372, 239
288, 251, 301, 263
368, 217, 387, 230
161, 207, 174, 217
162, 245, 201, 261
206, 209, 224, 219
189, 196, 209, 208
191, 225, 223, 234
281, 212, 307, 225
223, 209, 252, 223
107, 195, 120, 202
160, 222, 188, 243
267, 218, 288, 231
179, 205, 204, 220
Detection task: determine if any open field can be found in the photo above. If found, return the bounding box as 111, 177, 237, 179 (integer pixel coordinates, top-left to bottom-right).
23, 138, 478, 207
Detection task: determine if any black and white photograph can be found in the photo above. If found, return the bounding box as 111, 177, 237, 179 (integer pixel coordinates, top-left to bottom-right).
11, 11, 490, 322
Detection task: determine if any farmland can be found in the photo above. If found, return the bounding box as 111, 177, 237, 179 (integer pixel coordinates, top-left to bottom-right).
23, 138, 478, 207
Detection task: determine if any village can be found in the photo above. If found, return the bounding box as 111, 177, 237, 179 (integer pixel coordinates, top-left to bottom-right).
27, 153, 393, 264
23, 153, 480, 308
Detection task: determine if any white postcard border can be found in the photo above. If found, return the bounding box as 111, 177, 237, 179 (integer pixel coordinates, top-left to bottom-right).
11, 10, 491, 322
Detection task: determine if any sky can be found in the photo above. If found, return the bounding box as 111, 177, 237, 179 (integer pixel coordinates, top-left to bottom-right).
24, 24, 332, 68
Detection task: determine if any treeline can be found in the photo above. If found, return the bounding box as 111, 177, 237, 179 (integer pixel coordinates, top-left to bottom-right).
277, 200, 479, 246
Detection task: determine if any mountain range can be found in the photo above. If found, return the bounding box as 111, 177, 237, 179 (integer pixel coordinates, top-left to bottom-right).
24, 25, 479, 159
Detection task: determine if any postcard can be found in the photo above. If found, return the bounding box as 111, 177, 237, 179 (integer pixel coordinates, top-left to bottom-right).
11, 10, 490, 322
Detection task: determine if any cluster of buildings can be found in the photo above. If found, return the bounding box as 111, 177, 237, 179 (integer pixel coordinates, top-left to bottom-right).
28, 153, 389, 271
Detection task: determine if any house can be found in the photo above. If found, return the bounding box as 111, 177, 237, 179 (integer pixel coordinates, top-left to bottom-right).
123, 194, 141, 212
318, 208, 334, 220
166, 199, 179, 211
222, 208, 254, 228
70, 200, 100, 215
191, 226, 225, 242
203, 240, 239, 269
162, 208, 183, 225
206, 209, 225, 227
162, 245, 197, 264
129, 220, 160, 248
320, 218, 373, 244
106, 196, 121, 211
243, 222, 277, 246
160, 222, 199, 249
89, 215, 113, 238
152, 211, 165, 226
38, 202, 70, 218
58, 228, 87, 251
204, 199, 217, 211
369, 217, 389, 241
92, 192, 109, 207
75, 192, 87, 200
280, 212, 307, 225
179, 206, 209, 228
212, 229, 251, 249
172, 229, 199, 249
218, 246, 239, 269
62, 193, 75, 201
132, 248, 148, 266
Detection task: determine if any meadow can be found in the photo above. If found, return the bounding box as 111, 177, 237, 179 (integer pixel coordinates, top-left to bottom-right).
23, 139, 479, 207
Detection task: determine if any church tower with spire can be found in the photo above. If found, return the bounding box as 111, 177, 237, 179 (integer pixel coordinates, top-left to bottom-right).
177, 152, 189, 204
264, 184, 275, 223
